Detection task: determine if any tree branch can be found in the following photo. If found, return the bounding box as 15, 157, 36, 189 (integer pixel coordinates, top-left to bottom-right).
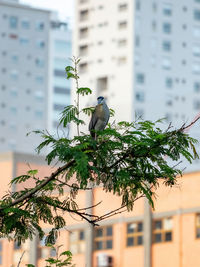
0, 160, 75, 210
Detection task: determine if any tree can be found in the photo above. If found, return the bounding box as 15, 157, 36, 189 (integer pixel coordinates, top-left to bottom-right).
0, 57, 199, 250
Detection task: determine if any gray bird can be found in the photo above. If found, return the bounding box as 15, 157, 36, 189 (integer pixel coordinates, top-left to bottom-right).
89, 96, 110, 139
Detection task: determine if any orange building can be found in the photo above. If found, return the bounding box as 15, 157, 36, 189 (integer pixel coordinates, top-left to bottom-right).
1, 152, 200, 267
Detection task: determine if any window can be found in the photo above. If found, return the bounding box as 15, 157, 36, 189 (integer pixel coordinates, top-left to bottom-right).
36, 40, 45, 49
196, 214, 200, 237
153, 217, 173, 243
69, 230, 85, 254
97, 77, 108, 92
11, 54, 19, 63
54, 58, 69, 69
135, 54, 140, 65
118, 21, 127, 29
194, 82, 200, 92
54, 40, 70, 54
136, 73, 145, 84
118, 56, 127, 65
9, 16, 18, 28
20, 37, 29, 45
54, 104, 66, 111
14, 242, 21, 250
54, 69, 66, 77
193, 62, 200, 73
11, 89, 18, 97
94, 226, 113, 250
10, 70, 18, 80
165, 77, 173, 88
35, 91, 44, 102
80, 9, 89, 21
193, 44, 200, 56
135, 91, 144, 102
35, 58, 44, 67
152, 20, 157, 31
118, 39, 127, 47
21, 19, 30, 29
36, 21, 44, 31
152, 2, 157, 12
79, 45, 88, 56
194, 100, 200, 109
193, 26, 200, 38
79, 62, 88, 73
10, 107, 17, 114
166, 95, 173, 106
35, 110, 43, 119
135, 35, 140, 47
163, 4, 172, 16
126, 222, 143, 247
54, 87, 70, 95
163, 23, 172, 34
35, 76, 44, 84
119, 3, 128, 11
79, 27, 89, 39
10, 34, 18, 39
135, 0, 141, 11
162, 40, 171, 51
162, 57, 171, 70
194, 10, 200, 20
38, 237, 56, 259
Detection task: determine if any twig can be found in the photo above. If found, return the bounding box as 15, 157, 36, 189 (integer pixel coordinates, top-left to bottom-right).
17, 251, 25, 267
181, 115, 200, 132
55, 178, 93, 190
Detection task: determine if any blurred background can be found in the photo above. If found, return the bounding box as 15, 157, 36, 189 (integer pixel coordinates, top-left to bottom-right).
1, 0, 200, 266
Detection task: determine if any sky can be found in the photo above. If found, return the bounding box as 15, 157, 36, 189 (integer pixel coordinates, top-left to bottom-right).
20, 0, 74, 23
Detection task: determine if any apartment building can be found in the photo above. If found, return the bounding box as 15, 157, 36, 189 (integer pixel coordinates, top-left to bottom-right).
73, 0, 200, 171
0, 0, 71, 154
49, 14, 72, 135
1, 151, 200, 267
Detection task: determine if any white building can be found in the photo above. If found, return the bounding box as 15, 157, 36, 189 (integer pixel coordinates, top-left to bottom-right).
0, 0, 71, 153
74, 0, 200, 171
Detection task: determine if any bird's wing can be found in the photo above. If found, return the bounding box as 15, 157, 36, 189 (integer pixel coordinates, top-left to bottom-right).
89, 106, 99, 131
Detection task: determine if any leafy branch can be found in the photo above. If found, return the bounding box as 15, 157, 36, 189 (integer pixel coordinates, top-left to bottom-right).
0, 57, 199, 249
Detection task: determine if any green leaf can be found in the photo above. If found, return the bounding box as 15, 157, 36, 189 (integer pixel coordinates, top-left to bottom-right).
77, 87, 92, 95
60, 250, 73, 257
109, 108, 115, 117
65, 66, 74, 72
82, 107, 95, 116
66, 72, 76, 79
11, 175, 30, 184
27, 170, 38, 176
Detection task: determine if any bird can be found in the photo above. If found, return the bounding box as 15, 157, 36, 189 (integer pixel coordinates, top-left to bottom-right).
89, 96, 110, 139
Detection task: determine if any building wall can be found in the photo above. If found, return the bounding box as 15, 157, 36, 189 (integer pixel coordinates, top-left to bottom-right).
1, 152, 200, 266
0, 1, 51, 153
49, 15, 72, 135
73, 0, 134, 138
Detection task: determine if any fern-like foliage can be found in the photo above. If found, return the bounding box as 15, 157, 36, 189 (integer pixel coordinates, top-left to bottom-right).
0, 57, 199, 249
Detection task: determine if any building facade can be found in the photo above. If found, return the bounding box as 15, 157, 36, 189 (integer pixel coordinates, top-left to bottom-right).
73, 0, 200, 171
49, 14, 72, 136
1, 152, 200, 267
0, 0, 71, 154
